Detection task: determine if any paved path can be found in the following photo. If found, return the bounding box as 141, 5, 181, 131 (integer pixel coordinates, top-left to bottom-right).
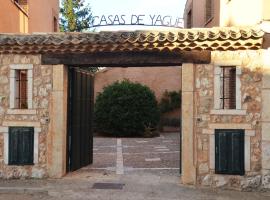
84, 132, 180, 176
1, 172, 270, 200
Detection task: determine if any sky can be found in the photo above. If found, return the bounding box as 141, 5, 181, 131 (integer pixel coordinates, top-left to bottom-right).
83, 0, 186, 31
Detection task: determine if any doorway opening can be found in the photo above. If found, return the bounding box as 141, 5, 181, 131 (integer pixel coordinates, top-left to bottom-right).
66, 65, 182, 177
42, 45, 210, 182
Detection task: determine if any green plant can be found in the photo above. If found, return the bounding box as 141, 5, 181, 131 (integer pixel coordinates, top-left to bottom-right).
94, 80, 160, 137
60, 0, 99, 73
159, 90, 181, 113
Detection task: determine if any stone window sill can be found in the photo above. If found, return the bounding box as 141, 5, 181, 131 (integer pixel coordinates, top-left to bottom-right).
210, 109, 247, 115
7, 109, 37, 115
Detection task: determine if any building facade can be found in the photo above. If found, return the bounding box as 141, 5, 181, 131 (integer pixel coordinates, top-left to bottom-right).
0, 28, 269, 191
0, 0, 59, 33
184, 0, 270, 28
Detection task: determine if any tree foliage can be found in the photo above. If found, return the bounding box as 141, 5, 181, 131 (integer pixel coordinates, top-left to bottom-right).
60, 0, 98, 73
60, 0, 93, 32
94, 80, 160, 137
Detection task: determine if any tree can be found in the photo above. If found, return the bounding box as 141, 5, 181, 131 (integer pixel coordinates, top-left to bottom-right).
60, 0, 93, 32
60, 0, 98, 73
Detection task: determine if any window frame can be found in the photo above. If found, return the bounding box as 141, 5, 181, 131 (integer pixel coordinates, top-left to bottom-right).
205, 0, 214, 24
2, 125, 41, 165
53, 16, 58, 32
9, 64, 33, 110
186, 9, 192, 28
219, 66, 236, 109
211, 63, 245, 115
205, 124, 254, 173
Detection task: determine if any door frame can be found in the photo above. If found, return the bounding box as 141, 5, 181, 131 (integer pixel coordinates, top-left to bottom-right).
46, 51, 207, 184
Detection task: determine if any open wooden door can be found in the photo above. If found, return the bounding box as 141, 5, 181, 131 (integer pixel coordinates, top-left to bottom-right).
67, 67, 94, 172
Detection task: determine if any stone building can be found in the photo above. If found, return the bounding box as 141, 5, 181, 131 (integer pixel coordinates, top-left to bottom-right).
0, 0, 59, 33
0, 26, 269, 191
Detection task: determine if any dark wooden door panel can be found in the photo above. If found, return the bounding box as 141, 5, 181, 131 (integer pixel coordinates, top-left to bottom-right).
67, 68, 94, 172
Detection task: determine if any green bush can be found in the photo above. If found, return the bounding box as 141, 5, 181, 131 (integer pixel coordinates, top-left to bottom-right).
159, 90, 181, 113
94, 80, 160, 137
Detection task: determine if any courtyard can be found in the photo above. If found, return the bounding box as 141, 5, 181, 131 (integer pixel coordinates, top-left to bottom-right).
82, 132, 180, 176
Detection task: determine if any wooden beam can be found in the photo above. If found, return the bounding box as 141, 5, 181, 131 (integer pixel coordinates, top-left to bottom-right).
41, 51, 211, 66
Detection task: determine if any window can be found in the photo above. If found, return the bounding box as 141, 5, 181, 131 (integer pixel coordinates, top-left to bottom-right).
215, 129, 245, 175
16, 0, 28, 6
187, 10, 192, 28
205, 0, 213, 22
9, 127, 34, 165
15, 70, 28, 109
14, 0, 28, 12
212, 64, 243, 114
9, 64, 33, 110
220, 66, 236, 109
53, 17, 58, 32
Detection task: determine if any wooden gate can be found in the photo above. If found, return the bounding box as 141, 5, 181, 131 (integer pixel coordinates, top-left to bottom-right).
67, 68, 94, 172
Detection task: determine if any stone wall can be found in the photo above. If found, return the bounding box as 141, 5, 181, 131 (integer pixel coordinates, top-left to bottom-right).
0, 54, 53, 178
95, 67, 182, 101
194, 50, 270, 190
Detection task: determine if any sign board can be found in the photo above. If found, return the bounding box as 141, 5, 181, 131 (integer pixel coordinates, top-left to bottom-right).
90, 14, 183, 28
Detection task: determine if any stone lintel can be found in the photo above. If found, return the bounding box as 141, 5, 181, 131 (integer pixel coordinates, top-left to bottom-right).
6, 109, 37, 115
208, 123, 252, 130
10, 64, 33, 70
212, 60, 242, 66
2, 121, 41, 127
210, 109, 247, 115
202, 128, 255, 136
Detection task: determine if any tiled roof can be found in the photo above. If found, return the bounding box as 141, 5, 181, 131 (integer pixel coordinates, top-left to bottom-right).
0, 27, 265, 54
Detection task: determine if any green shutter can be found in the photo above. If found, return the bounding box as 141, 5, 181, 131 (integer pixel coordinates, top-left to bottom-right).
9, 127, 34, 165
215, 132, 229, 173
215, 129, 245, 175
8, 128, 20, 165
230, 131, 245, 175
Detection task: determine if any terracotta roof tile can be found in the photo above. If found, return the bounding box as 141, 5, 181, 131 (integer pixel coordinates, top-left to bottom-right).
0, 26, 265, 54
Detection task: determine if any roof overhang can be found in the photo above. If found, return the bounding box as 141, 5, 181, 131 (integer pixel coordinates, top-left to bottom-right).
0, 26, 265, 55
0, 26, 267, 66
